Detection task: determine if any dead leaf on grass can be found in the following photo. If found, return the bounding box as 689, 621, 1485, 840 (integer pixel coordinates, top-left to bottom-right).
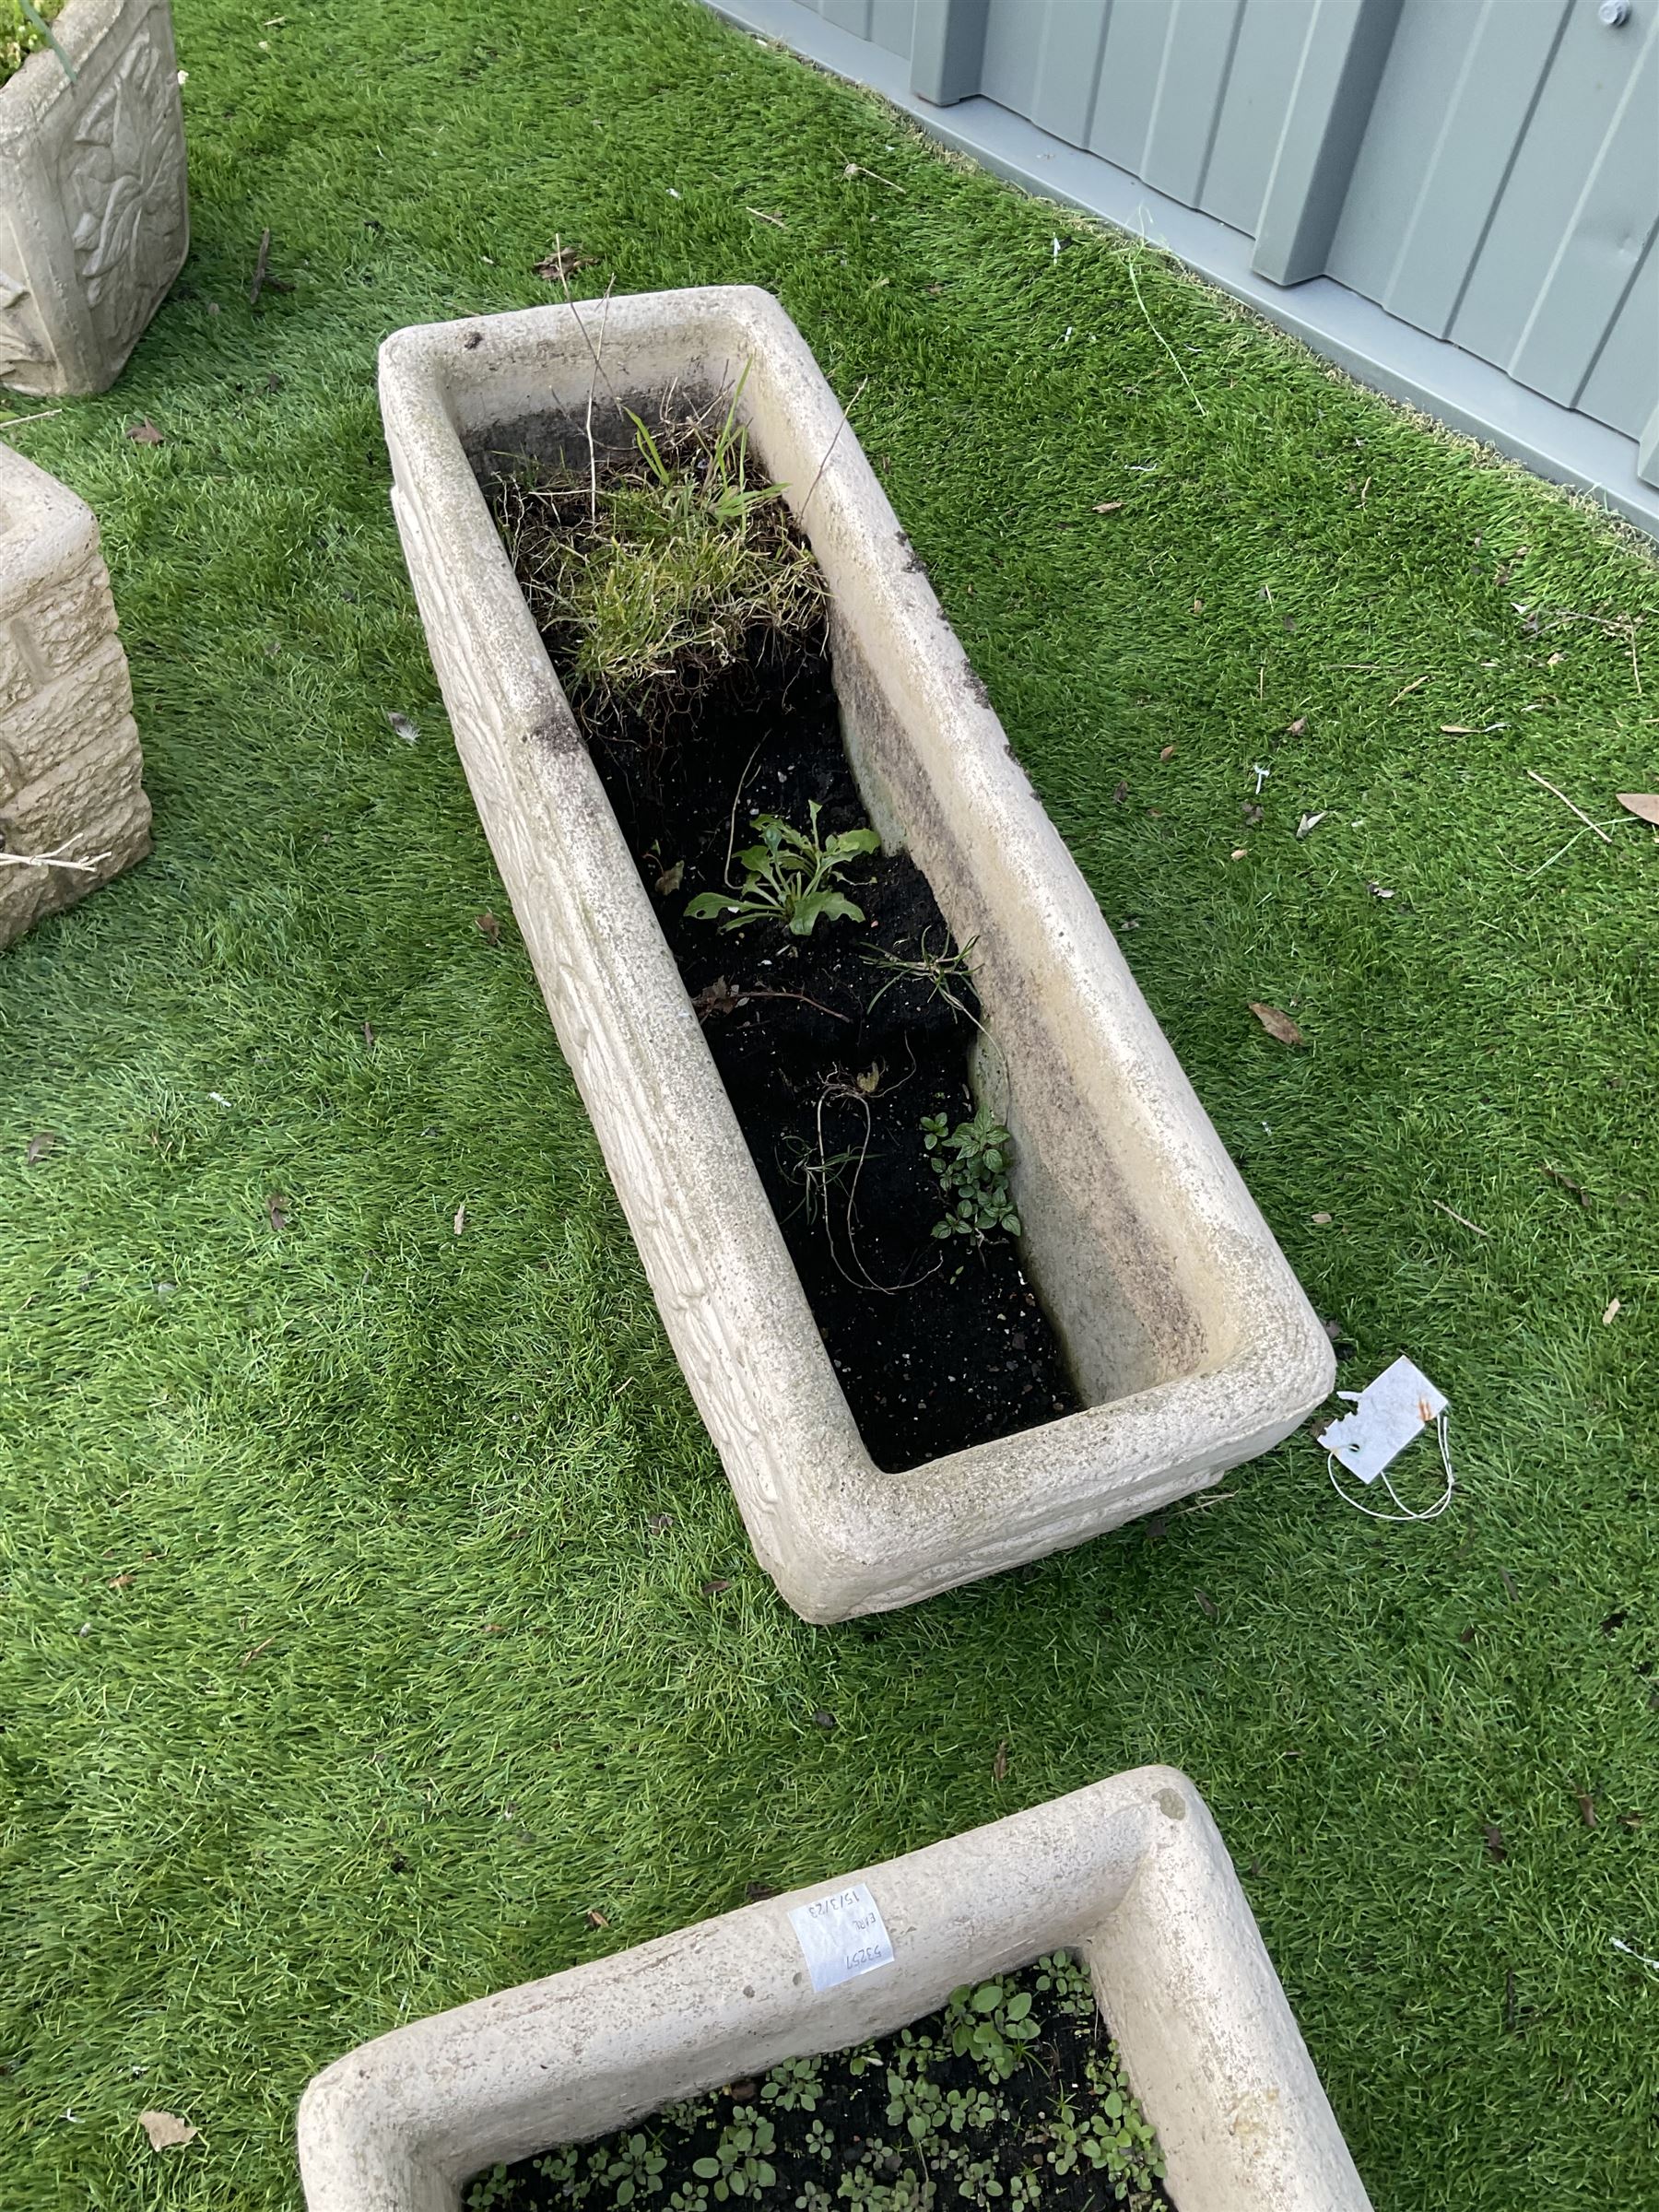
1296, 812, 1325, 839
266, 1194, 288, 1234
1576, 1791, 1597, 1830
1310, 1212, 1333, 1226
1603, 1298, 1621, 1325
24, 1131, 57, 1166
700, 1576, 731, 1596
1159, 744, 1176, 760
453, 1204, 467, 1234
476, 912, 500, 945
125, 419, 164, 445
109, 1572, 135, 1588
362, 1020, 376, 1050
992, 1738, 1009, 1782
1112, 780, 1129, 805
1092, 500, 1123, 514
535, 246, 598, 283
584, 1907, 609, 1928
812, 1709, 838, 1731
1483, 1823, 1508, 1864
139, 2111, 199, 2151
1248, 1002, 1304, 1047
1286, 717, 1306, 737
1617, 794, 1659, 825
1194, 1590, 1218, 1621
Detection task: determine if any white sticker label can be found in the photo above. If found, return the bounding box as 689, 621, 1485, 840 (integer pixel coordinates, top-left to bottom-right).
787, 1883, 895, 1993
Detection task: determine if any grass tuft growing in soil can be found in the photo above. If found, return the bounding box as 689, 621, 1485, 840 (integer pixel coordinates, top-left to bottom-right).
495, 390, 823, 736
465, 1952, 1168, 2212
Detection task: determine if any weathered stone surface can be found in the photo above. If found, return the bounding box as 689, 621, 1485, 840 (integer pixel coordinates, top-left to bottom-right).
298, 1767, 1373, 2212
0, 441, 149, 943
0, 0, 188, 398
378, 290, 1335, 1622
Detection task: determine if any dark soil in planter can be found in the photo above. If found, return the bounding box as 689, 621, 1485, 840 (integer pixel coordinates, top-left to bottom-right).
465, 1951, 1171, 2212
488, 454, 1079, 1474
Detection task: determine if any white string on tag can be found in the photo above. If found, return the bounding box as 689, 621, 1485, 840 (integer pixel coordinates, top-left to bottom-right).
1327, 1412, 1455, 1523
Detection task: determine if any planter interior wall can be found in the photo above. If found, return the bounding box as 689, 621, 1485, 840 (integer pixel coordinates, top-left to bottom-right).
0, 0, 188, 397
378, 288, 1334, 1621
297, 1767, 1373, 2212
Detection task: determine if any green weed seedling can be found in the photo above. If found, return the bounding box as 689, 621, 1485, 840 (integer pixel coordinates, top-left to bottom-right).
921, 1106, 1020, 1242
942, 1975, 1041, 2083
688, 801, 879, 937
690, 2112, 777, 2200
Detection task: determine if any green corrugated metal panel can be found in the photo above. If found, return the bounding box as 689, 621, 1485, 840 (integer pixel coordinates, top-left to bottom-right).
1327, 0, 1569, 337
1579, 233, 1658, 439
1142, 0, 1246, 207
750, 0, 1659, 490
1251, 0, 1403, 284
1022, 2, 1113, 150
868, 0, 916, 57
1509, 29, 1658, 411
1452, 2, 1658, 374
819, 0, 873, 37
1085, 1, 1171, 172
1194, 0, 1314, 231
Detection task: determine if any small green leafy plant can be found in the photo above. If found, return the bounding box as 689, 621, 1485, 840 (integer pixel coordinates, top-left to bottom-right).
690, 2112, 777, 2200
942, 1975, 1041, 2083
2, 0, 66, 88
687, 802, 879, 937
494, 375, 823, 732
921, 1104, 1020, 1242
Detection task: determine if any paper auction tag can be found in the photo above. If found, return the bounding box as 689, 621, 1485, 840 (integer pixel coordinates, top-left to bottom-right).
787, 1883, 895, 1993
1320, 1356, 1448, 1485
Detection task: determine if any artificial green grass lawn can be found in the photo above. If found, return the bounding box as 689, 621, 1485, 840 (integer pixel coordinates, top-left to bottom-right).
1, 0, 1655, 2204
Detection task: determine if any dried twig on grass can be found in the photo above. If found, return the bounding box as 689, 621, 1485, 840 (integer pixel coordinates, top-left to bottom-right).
1124, 253, 1206, 418
1525, 768, 1614, 844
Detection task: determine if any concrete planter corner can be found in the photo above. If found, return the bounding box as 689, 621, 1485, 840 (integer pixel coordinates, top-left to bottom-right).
0, 0, 188, 396
378, 288, 1335, 1621
0, 440, 150, 944
298, 1768, 1372, 2212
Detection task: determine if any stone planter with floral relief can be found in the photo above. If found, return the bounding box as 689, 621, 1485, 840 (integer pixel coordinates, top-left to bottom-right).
0, 0, 188, 397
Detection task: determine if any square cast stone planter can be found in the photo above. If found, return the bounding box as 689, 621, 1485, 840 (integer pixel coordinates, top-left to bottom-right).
298, 1766, 1372, 2212
0, 441, 149, 945
0, 0, 188, 396
378, 288, 1334, 1622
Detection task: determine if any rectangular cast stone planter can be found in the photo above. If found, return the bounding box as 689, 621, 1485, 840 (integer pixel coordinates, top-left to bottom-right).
298, 1765, 1372, 2212
378, 288, 1334, 1622
0, 441, 149, 945
0, 0, 188, 396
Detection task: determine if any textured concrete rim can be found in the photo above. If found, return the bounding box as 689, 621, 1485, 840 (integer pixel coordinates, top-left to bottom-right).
378, 288, 1334, 1621
297, 1766, 1373, 2212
